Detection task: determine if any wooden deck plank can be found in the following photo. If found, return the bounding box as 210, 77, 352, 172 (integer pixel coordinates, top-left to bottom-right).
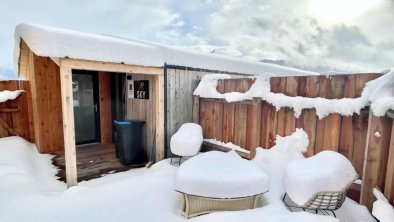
52, 143, 144, 182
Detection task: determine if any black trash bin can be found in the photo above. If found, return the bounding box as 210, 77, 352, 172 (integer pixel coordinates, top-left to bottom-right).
113, 120, 147, 166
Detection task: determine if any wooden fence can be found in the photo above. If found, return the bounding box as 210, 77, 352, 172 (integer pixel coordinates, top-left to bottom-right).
192, 73, 394, 208
0, 81, 34, 142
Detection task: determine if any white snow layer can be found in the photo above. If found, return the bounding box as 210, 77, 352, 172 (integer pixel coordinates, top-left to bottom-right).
175, 151, 269, 198
0, 137, 65, 195
0, 135, 376, 222
14, 23, 317, 77
0, 90, 23, 103
372, 188, 394, 222
283, 151, 358, 206
170, 123, 203, 156
194, 68, 394, 118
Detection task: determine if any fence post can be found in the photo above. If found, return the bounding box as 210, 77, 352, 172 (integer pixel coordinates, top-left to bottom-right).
360, 110, 393, 210
192, 95, 200, 124
246, 97, 262, 158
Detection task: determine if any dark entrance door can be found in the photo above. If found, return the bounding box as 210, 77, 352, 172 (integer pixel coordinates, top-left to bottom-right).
72, 70, 100, 144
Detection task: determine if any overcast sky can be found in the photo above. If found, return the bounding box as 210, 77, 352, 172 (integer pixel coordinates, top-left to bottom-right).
0, 0, 393, 73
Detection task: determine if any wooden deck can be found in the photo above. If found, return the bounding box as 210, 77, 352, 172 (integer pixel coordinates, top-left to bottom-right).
52, 143, 145, 182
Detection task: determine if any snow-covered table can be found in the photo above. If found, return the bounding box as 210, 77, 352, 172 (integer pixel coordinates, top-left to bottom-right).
175, 151, 270, 218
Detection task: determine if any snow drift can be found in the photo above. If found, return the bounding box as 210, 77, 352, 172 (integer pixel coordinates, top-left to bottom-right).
372, 188, 394, 222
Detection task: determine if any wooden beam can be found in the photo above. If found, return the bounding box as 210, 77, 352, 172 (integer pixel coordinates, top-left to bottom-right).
60, 58, 163, 75
155, 74, 165, 161
59, 64, 78, 187
98, 72, 112, 144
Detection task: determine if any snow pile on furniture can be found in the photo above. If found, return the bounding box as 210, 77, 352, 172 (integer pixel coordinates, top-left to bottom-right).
204, 139, 250, 154
193, 68, 394, 118
252, 129, 308, 200
0, 137, 64, 194
175, 151, 269, 198
283, 151, 357, 205
14, 23, 317, 76
0, 90, 23, 103
170, 123, 203, 157
372, 188, 394, 222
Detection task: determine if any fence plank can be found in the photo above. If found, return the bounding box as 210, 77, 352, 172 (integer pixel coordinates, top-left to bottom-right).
260, 103, 278, 148
361, 113, 393, 210
315, 76, 330, 153
222, 103, 235, 143
246, 98, 262, 157
233, 104, 247, 148
199, 100, 214, 139
339, 75, 356, 158
192, 96, 200, 124
352, 110, 370, 178
212, 101, 223, 141
384, 121, 394, 204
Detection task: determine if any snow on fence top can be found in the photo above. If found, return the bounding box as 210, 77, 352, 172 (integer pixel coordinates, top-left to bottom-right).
0, 90, 23, 103
14, 23, 318, 76
193, 69, 394, 118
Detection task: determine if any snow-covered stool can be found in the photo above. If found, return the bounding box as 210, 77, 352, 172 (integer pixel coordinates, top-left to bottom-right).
170, 123, 203, 165
175, 151, 270, 218
283, 151, 358, 217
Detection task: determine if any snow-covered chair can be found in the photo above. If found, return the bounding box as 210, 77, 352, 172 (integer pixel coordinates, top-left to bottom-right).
175, 151, 270, 218
282, 151, 358, 217
170, 123, 203, 165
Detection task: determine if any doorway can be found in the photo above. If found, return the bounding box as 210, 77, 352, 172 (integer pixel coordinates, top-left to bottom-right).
72, 70, 101, 144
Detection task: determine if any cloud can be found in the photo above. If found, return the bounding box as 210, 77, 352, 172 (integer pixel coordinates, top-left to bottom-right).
203, 0, 394, 72
0, 0, 393, 73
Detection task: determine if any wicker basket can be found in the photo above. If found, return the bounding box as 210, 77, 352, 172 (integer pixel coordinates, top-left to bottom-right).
181, 193, 259, 218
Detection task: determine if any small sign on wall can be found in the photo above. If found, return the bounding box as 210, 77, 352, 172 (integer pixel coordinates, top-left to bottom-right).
134, 80, 149, 99
127, 80, 134, 99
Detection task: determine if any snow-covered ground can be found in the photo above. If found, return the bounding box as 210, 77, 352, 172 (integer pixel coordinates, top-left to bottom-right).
0, 136, 376, 222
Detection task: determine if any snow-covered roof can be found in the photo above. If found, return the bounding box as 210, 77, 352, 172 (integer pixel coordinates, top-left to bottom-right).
14, 23, 318, 76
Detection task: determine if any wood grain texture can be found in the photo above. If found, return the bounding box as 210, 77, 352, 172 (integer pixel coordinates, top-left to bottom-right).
246, 98, 262, 157
98, 72, 112, 144
361, 113, 393, 210
384, 122, 394, 204
59, 65, 78, 187
126, 74, 157, 161
30, 55, 64, 153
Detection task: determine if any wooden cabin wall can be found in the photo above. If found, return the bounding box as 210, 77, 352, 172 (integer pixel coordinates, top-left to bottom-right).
0, 81, 34, 141
126, 74, 156, 161
29, 54, 64, 153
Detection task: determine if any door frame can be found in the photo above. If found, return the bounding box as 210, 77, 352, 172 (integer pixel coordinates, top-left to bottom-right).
72, 70, 101, 145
